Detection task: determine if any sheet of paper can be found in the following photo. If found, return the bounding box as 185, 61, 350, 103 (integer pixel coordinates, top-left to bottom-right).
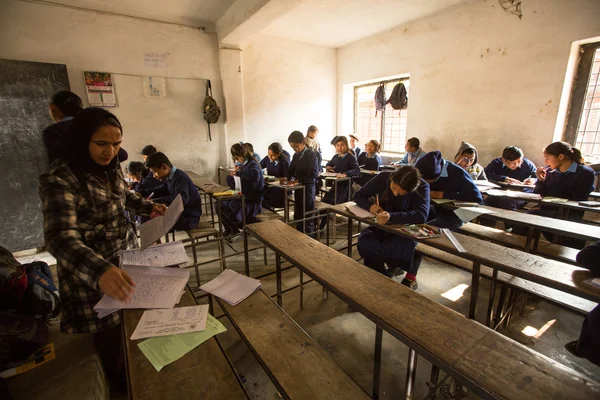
346, 204, 375, 219
474, 180, 500, 188
454, 207, 495, 223
541, 196, 569, 203
122, 241, 188, 267
485, 189, 541, 200
131, 305, 209, 340
233, 176, 242, 192
94, 265, 189, 311
441, 229, 467, 253
432, 198, 455, 205
320, 172, 338, 177
199, 269, 261, 306
138, 314, 227, 372
140, 194, 184, 250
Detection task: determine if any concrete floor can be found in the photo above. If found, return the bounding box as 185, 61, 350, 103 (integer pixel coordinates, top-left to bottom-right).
13, 220, 600, 399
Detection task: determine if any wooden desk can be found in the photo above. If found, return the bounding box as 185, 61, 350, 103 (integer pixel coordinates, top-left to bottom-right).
265, 181, 304, 223
245, 220, 600, 400
122, 290, 248, 400
483, 189, 600, 216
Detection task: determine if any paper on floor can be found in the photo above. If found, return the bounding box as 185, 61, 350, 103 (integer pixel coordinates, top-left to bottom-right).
131, 305, 209, 340
199, 269, 261, 306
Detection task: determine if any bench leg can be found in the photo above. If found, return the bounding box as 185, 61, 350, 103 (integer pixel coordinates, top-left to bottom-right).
275, 253, 283, 307
486, 268, 499, 327
524, 227, 534, 252
428, 365, 440, 400
263, 246, 267, 266
505, 289, 518, 328
404, 349, 418, 400
372, 326, 383, 400
244, 229, 250, 276
347, 216, 353, 258
493, 285, 508, 329
332, 212, 337, 245
299, 271, 304, 310
468, 262, 481, 320
191, 238, 201, 288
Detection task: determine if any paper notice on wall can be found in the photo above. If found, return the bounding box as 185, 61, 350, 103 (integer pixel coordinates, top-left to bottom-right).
144, 52, 168, 68
143, 77, 166, 98
84, 71, 116, 107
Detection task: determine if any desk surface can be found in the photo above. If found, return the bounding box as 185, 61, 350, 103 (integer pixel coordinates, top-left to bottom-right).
484, 189, 600, 214
184, 171, 233, 194
123, 291, 247, 400
331, 203, 600, 303
246, 220, 600, 400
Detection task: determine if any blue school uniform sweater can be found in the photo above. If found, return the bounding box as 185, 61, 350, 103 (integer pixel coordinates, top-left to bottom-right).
485, 157, 537, 182
132, 171, 162, 192
534, 163, 595, 201
357, 152, 382, 171
227, 159, 264, 203
429, 161, 483, 203
323, 153, 361, 204
259, 155, 290, 177
287, 147, 319, 185
138, 168, 202, 227
355, 172, 430, 225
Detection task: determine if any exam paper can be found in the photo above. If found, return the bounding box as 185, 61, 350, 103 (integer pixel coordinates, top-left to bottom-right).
122, 241, 188, 267
131, 305, 209, 340
138, 314, 227, 372
485, 189, 542, 200
199, 269, 261, 306
541, 196, 569, 203
474, 180, 500, 189
321, 172, 338, 177
140, 194, 184, 250
94, 265, 189, 311
454, 207, 495, 223
345, 204, 375, 219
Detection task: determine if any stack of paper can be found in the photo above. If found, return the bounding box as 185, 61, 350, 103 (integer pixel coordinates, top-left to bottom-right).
122, 241, 188, 267
542, 196, 569, 203
485, 189, 542, 200
94, 265, 190, 318
140, 194, 184, 250
474, 180, 500, 189
199, 269, 261, 306
321, 171, 338, 177
131, 305, 209, 340
346, 204, 375, 219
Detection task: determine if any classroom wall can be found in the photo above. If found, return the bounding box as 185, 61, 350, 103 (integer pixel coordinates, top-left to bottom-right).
337, 0, 600, 166
0, 0, 226, 177
242, 34, 337, 160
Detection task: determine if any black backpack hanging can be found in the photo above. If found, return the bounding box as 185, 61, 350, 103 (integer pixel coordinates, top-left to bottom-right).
203, 79, 221, 141
387, 82, 408, 111
374, 83, 386, 116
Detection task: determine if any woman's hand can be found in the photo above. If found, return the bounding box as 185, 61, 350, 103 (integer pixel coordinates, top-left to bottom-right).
504, 177, 522, 184
326, 166, 335, 172
152, 204, 167, 215
336, 173, 347, 178
369, 204, 383, 214
376, 211, 390, 225
535, 167, 546, 182
430, 191, 444, 199
99, 266, 135, 302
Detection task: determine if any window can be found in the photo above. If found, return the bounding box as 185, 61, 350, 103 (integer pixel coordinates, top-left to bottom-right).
354, 78, 409, 153
564, 43, 600, 156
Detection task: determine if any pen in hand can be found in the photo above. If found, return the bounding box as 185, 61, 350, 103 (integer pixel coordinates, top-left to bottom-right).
147, 192, 154, 200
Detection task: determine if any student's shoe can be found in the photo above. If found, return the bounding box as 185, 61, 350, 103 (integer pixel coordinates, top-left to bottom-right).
226, 233, 243, 243
387, 266, 405, 278
401, 277, 418, 290
564, 340, 584, 358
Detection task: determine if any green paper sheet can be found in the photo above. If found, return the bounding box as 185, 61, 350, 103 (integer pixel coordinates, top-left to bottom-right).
138, 314, 227, 372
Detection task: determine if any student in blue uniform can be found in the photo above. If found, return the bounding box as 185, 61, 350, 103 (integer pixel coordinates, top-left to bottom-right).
287, 131, 319, 234
453, 142, 486, 180
564, 241, 600, 366
306, 125, 322, 168
260, 142, 291, 210
245, 142, 261, 161
43, 91, 84, 163
139, 152, 203, 230
514, 142, 594, 247
415, 150, 483, 229
140, 144, 157, 161
322, 135, 361, 205
392, 137, 426, 166
126, 161, 161, 192
355, 166, 430, 290
484, 146, 537, 211
355, 140, 382, 186
349, 134, 362, 158
223, 143, 264, 237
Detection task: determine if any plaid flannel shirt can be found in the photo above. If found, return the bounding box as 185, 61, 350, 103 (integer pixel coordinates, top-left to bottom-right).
39, 159, 155, 333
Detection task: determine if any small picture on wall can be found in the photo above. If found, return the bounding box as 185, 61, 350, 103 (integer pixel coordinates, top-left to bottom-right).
84, 71, 117, 107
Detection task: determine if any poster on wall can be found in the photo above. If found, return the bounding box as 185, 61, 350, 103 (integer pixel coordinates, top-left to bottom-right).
143, 76, 166, 98
84, 71, 117, 107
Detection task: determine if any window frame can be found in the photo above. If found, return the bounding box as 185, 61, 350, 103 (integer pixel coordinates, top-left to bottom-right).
353, 77, 410, 154
563, 42, 600, 146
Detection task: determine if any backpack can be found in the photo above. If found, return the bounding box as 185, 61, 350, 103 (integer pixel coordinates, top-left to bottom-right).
0, 312, 49, 371
374, 84, 386, 116
202, 79, 221, 141
387, 82, 408, 111
0, 247, 61, 321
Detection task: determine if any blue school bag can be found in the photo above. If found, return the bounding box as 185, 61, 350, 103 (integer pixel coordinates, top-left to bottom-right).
19, 261, 61, 321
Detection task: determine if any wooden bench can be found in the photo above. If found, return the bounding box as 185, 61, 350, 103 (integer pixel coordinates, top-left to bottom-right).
215, 290, 370, 400
122, 290, 248, 400
245, 220, 600, 400
254, 208, 283, 222
459, 222, 579, 264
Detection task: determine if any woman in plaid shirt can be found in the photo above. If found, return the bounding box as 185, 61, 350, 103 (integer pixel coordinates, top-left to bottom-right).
39, 108, 166, 387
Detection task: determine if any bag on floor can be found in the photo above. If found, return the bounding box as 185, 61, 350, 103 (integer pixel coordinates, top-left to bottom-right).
0, 247, 28, 311
18, 262, 61, 321
0, 312, 48, 372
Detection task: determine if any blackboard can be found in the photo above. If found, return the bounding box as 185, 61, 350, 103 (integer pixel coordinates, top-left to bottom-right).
0, 59, 70, 251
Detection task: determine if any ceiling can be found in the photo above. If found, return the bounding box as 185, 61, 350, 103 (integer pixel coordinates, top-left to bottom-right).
260, 0, 468, 47
39, 0, 237, 28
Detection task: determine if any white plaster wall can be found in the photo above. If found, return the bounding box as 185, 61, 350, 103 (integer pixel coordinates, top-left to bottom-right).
337, 0, 600, 165
242, 35, 337, 160
0, 0, 225, 178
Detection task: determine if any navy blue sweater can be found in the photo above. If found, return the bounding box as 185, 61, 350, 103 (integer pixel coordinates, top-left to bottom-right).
534, 163, 595, 201
138, 168, 202, 226
227, 159, 264, 203
260, 155, 290, 178
429, 162, 483, 203
326, 153, 360, 177
357, 152, 382, 171
132, 171, 162, 192
355, 172, 430, 225
485, 157, 537, 182
287, 147, 319, 185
